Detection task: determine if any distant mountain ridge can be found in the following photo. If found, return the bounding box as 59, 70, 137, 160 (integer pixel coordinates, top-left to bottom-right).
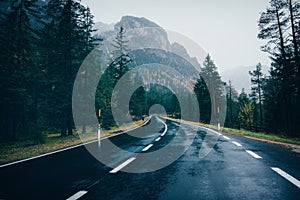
94, 22, 114, 35
95, 16, 202, 71
95, 16, 268, 95
114, 16, 162, 30
95, 16, 202, 93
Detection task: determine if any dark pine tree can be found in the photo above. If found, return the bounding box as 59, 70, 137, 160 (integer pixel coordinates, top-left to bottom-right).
249, 63, 264, 127
0, 0, 43, 141
258, 0, 300, 136
43, 0, 97, 136
194, 54, 223, 125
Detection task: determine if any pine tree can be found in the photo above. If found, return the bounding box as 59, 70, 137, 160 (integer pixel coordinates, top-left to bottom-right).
238, 89, 254, 129
262, 66, 282, 133
95, 70, 115, 129
288, 0, 300, 67
194, 54, 223, 124
129, 72, 146, 120
224, 81, 239, 128
249, 63, 264, 126
96, 27, 132, 129
0, 0, 43, 140
258, 0, 300, 135
130, 86, 146, 120
194, 76, 211, 123
43, 0, 97, 136
258, 0, 289, 59
170, 93, 180, 118
110, 27, 131, 81
288, 0, 300, 135
74, 5, 99, 133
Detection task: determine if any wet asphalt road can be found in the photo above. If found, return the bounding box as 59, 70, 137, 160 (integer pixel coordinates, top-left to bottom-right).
0, 116, 299, 199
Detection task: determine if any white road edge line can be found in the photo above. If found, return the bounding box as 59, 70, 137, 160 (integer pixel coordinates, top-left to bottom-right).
232, 141, 243, 147
142, 144, 153, 152
202, 127, 222, 136
223, 136, 231, 140
155, 137, 161, 142
109, 157, 136, 174
0, 117, 152, 169
271, 167, 300, 188
66, 190, 88, 200
245, 150, 262, 159
157, 117, 168, 137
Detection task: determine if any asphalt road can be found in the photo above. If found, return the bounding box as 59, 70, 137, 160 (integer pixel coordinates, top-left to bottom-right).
0, 116, 299, 199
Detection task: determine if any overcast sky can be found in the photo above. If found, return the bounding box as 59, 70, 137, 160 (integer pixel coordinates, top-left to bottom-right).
81, 0, 271, 73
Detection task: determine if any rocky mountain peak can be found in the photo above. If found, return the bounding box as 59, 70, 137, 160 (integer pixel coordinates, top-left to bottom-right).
114, 16, 161, 31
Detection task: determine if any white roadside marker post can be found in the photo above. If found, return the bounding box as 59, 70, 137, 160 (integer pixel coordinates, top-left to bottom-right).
217, 106, 221, 131
98, 124, 101, 148
98, 109, 101, 149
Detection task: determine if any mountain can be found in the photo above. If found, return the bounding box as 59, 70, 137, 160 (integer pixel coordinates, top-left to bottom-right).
95, 16, 203, 94
114, 16, 162, 30
96, 16, 268, 95
94, 22, 114, 35
128, 48, 200, 93
170, 42, 201, 69
104, 16, 171, 51
96, 16, 201, 72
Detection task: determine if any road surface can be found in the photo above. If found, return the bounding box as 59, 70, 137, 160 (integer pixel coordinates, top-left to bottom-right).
0, 116, 299, 199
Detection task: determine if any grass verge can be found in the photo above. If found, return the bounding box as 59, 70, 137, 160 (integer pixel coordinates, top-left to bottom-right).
0, 117, 149, 165
164, 116, 300, 146
222, 127, 300, 145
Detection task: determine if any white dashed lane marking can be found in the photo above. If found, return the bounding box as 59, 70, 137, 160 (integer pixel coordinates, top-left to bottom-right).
155, 137, 161, 142
66, 190, 88, 200
271, 167, 300, 188
109, 157, 136, 173
223, 136, 231, 140
232, 141, 243, 147
245, 150, 262, 159
164, 117, 300, 191
142, 144, 153, 152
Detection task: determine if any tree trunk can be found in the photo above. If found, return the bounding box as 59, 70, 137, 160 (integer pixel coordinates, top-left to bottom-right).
276, 9, 286, 59
61, 112, 67, 137
67, 105, 73, 135
288, 0, 299, 66
258, 75, 263, 126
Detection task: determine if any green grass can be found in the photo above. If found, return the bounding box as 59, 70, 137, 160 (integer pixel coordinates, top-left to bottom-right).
164, 116, 300, 146
0, 117, 149, 165
222, 127, 300, 145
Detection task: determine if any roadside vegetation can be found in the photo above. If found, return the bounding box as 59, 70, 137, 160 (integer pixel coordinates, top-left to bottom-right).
222, 127, 300, 145
0, 118, 148, 165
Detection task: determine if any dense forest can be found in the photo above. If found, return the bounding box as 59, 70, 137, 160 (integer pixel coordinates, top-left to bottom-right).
0, 0, 100, 141
0, 0, 299, 144
223, 0, 300, 137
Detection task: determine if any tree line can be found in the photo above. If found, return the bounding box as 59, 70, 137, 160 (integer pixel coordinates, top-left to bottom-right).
257, 0, 300, 136
0, 0, 99, 141
0, 0, 299, 144
0, 0, 148, 142
213, 0, 300, 137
